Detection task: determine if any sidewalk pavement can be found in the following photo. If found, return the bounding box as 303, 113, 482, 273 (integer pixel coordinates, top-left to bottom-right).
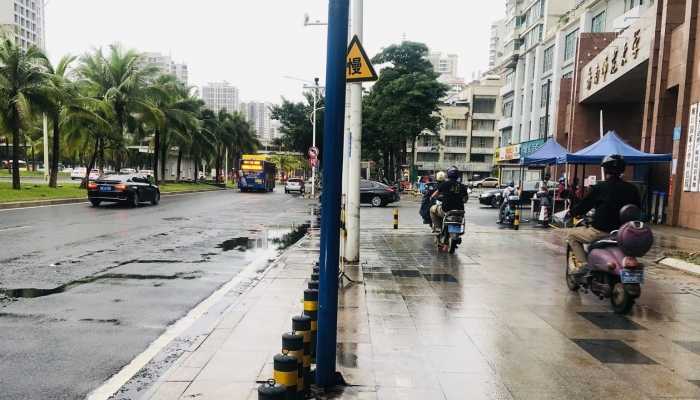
137, 201, 700, 400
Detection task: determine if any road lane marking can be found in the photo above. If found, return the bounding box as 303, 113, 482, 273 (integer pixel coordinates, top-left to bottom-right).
0, 225, 31, 232
85, 240, 293, 400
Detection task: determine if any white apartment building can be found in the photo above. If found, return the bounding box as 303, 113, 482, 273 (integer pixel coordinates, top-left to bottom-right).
201, 81, 239, 114
0, 0, 45, 50
428, 50, 467, 98
413, 75, 503, 179
239, 102, 273, 146
140, 52, 189, 85
489, 19, 506, 70
495, 0, 655, 150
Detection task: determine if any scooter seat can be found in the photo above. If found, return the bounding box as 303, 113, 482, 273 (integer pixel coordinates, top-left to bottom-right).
588, 238, 618, 251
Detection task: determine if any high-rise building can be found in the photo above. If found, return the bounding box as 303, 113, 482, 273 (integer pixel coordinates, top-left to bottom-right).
428, 51, 459, 80
0, 0, 46, 50
201, 81, 239, 114
240, 101, 278, 147
139, 52, 189, 85
489, 19, 506, 69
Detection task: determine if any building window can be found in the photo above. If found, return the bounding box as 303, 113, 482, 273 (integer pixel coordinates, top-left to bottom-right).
417, 152, 439, 162
444, 153, 466, 163
502, 100, 513, 118
470, 154, 487, 163
564, 29, 579, 61
540, 81, 550, 108
473, 120, 495, 131
419, 135, 439, 147
471, 137, 490, 148
542, 46, 554, 72
445, 136, 467, 147
445, 118, 467, 130
501, 128, 513, 146
591, 11, 606, 33
539, 116, 549, 138
473, 96, 497, 114
563, 71, 573, 80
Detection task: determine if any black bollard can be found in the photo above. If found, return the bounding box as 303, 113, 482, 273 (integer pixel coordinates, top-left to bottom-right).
273, 352, 298, 400
282, 332, 304, 400
257, 379, 286, 400
303, 288, 319, 362
292, 315, 312, 394
308, 280, 319, 290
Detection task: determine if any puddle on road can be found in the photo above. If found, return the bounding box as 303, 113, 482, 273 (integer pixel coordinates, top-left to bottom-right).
216, 223, 310, 253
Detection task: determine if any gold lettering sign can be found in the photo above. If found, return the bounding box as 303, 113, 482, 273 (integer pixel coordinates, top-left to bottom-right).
610, 48, 619, 74
632, 30, 641, 59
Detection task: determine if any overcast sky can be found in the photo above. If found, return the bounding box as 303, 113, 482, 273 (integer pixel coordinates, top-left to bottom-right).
45, 1, 504, 104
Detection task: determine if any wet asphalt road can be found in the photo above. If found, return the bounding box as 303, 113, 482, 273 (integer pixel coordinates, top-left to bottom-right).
0, 188, 313, 400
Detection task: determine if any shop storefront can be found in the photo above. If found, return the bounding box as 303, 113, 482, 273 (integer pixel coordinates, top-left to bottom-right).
495, 138, 546, 190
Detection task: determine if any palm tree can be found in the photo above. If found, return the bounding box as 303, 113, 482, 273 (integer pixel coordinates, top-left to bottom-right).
78, 45, 162, 175
0, 38, 49, 189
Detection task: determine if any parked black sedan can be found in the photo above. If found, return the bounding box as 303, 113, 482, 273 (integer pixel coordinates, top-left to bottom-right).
87, 174, 160, 207
360, 179, 399, 207
479, 188, 504, 208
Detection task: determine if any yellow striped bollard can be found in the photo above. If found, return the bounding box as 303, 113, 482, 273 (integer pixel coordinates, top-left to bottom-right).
273, 351, 298, 400
393, 208, 399, 229
303, 288, 318, 362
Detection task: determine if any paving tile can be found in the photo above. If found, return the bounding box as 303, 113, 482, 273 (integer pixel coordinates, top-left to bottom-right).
572, 339, 657, 364
607, 364, 700, 398
375, 387, 446, 400
423, 273, 459, 283
179, 381, 255, 400
439, 372, 513, 400
674, 341, 700, 356
195, 350, 269, 382
578, 312, 646, 330
146, 381, 190, 400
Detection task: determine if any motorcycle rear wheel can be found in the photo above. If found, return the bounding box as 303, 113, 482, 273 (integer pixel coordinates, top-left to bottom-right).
611, 282, 635, 314
565, 247, 580, 291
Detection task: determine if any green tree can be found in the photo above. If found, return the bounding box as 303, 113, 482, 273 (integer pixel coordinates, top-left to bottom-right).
0, 38, 49, 189
270, 92, 324, 156
364, 41, 447, 181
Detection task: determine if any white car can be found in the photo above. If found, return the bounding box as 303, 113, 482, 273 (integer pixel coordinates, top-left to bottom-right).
71, 167, 100, 180
120, 168, 137, 174
285, 178, 306, 194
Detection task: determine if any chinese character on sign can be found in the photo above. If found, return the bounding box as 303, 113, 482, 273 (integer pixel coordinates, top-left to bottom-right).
632, 30, 641, 59
347, 57, 362, 76
621, 42, 629, 66
601, 56, 609, 82
587, 67, 593, 90
610, 48, 619, 74
594, 64, 600, 85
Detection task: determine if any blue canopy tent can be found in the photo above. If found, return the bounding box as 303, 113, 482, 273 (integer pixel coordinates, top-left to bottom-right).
522, 138, 570, 165
558, 131, 672, 164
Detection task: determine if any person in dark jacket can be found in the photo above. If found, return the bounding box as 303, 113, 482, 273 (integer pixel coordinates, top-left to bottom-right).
430, 167, 469, 232
420, 172, 444, 225
567, 154, 641, 273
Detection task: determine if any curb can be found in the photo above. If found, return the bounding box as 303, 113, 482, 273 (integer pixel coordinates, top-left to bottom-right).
0, 188, 226, 210
658, 257, 700, 278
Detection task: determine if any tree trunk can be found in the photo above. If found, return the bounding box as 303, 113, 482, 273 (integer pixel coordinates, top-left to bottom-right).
49, 115, 60, 188
411, 136, 417, 183
193, 156, 199, 184
152, 128, 160, 184
82, 137, 100, 188
23, 136, 30, 172
98, 139, 105, 173
215, 146, 222, 183
11, 128, 21, 190
176, 148, 182, 182
160, 142, 168, 184
31, 142, 36, 172
4, 136, 10, 172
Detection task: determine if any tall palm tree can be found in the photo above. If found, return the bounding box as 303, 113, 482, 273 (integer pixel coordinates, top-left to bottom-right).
0, 38, 49, 189
78, 45, 162, 174
228, 113, 260, 174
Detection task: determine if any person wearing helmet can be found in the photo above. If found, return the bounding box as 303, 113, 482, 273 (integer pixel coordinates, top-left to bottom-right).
429, 166, 468, 232
419, 172, 444, 224
497, 181, 518, 223
567, 154, 641, 274
436, 171, 447, 182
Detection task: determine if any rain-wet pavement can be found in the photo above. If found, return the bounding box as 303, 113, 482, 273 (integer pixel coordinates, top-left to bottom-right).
0, 189, 314, 400
139, 196, 700, 400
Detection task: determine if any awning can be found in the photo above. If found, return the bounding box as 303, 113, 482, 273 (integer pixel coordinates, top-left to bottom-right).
558, 131, 672, 165
522, 138, 569, 166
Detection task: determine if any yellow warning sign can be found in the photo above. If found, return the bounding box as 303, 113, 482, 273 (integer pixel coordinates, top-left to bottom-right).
346, 35, 378, 83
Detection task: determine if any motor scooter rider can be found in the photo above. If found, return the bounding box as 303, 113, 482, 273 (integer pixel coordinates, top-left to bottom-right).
498, 181, 517, 223
420, 171, 445, 225
429, 166, 468, 233
567, 154, 641, 274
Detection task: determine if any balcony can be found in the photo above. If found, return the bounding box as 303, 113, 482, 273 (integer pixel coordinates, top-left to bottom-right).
415, 145, 439, 153
499, 80, 514, 96
497, 118, 513, 131
470, 147, 495, 154
472, 129, 498, 138
472, 112, 499, 121
443, 146, 468, 153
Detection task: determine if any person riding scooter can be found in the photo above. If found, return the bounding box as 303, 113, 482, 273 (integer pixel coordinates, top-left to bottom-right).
430, 166, 468, 233
567, 154, 641, 275
498, 181, 517, 223
420, 172, 445, 225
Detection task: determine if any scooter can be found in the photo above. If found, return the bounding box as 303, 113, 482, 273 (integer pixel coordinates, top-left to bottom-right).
435, 203, 465, 254
562, 205, 653, 314
499, 194, 520, 229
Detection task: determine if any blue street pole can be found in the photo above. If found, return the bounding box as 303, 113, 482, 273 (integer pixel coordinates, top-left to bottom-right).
315, 0, 349, 389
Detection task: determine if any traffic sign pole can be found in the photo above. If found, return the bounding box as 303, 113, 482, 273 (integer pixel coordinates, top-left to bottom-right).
345, 0, 363, 263
315, 0, 349, 389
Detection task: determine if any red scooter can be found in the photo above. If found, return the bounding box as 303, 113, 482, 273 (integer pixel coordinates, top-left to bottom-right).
564, 205, 653, 314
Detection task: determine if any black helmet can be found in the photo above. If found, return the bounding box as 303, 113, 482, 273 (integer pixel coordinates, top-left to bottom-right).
508, 181, 515, 187
446, 166, 460, 180
601, 154, 626, 175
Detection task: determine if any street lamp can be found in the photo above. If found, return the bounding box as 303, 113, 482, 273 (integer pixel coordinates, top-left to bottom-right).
304, 78, 325, 198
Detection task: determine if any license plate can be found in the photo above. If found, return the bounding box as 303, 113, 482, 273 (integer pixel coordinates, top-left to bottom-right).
447, 225, 462, 234
99, 185, 112, 192
621, 269, 644, 284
